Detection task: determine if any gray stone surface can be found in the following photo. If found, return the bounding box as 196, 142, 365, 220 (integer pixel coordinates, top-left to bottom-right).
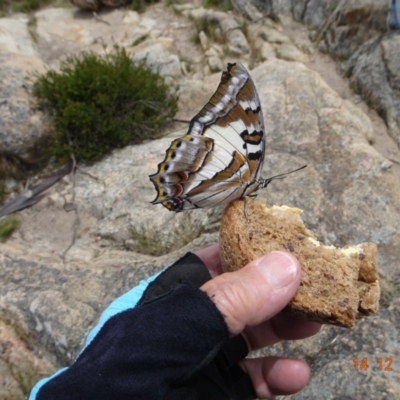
289, 0, 400, 153
260, 41, 276, 61
0, 14, 50, 163
0, 16, 40, 57
186, 8, 250, 56
295, 0, 337, 29
232, 0, 292, 21
0, 53, 51, 162
131, 40, 182, 78
292, 0, 387, 59
275, 43, 308, 62
259, 27, 291, 44
231, 0, 265, 21
348, 33, 400, 152
323, 0, 387, 60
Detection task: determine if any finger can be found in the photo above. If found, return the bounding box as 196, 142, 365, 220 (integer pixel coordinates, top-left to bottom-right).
200, 251, 301, 335
239, 356, 310, 398
195, 244, 222, 277
244, 313, 322, 350
271, 313, 322, 341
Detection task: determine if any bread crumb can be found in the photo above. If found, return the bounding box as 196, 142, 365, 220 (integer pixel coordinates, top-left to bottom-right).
219, 199, 380, 328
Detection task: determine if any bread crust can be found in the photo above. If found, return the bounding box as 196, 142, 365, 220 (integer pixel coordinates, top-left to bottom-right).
219, 199, 380, 328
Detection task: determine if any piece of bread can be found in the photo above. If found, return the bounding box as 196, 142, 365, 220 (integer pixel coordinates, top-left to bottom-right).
219, 199, 380, 328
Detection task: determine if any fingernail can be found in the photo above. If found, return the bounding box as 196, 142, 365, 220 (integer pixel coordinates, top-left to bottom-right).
256, 251, 299, 289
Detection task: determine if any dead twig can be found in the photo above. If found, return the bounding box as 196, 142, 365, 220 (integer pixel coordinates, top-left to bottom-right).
59, 158, 81, 263
0, 161, 74, 218
93, 12, 111, 26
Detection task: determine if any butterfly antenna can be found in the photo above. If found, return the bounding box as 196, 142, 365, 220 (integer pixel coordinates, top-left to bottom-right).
259, 165, 307, 188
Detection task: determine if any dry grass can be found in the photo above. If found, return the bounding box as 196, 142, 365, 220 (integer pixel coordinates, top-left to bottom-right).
130, 213, 205, 256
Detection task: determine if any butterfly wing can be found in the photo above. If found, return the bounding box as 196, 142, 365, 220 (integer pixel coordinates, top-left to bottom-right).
149, 63, 265, 212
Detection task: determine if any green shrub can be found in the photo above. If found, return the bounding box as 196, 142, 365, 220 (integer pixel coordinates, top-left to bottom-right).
130, 224, 165, 256
0, 156, 34, 200
33, 46, 178, 162
202, 0, 232, 12
0, 179, 6, 204
0, 0, 54, 14
131, 0, 160, 13
191, 16, 222, 44
0, 215, 19, 239
130, 214, 205, 256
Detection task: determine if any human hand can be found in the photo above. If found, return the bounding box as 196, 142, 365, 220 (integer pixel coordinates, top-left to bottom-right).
196, 244, 321, 399
30, 244, 320, 400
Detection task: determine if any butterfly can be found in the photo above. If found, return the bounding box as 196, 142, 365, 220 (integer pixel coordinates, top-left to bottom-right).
149, 62, 305, 212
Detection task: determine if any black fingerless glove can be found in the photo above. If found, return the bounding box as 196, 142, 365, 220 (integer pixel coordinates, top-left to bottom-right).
35, 253, 256, 400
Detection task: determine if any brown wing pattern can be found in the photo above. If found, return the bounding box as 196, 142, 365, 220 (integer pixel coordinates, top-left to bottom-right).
149, 63, 265, 212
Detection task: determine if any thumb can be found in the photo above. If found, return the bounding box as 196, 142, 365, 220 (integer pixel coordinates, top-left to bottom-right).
200, 252, 301, 335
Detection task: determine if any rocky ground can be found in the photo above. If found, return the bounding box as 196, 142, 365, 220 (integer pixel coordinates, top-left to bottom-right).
0, 0, 400, 399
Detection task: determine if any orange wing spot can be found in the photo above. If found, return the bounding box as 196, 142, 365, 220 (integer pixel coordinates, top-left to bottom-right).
212, 151, 244, 180
162, 198, 183, 212
244, 110, 261, 127
247, 159, 260, 175
241, 132, 263, 144
232, 151, 246, 169
170, 138, 182, 149
177, 171, 189, 182
204, 137, 214, 152
237, 79, 254, 99
162, 201, 175, 211
157, 164, 165, 174
172, 184, 184, 197
151, 175, 161, 185
218, 103, 257, 128
165, 149, 176, 162
241, 166, 251, 183
159, 172, 189, 185
190, 149, 209, 172
186, 151, 246, 197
